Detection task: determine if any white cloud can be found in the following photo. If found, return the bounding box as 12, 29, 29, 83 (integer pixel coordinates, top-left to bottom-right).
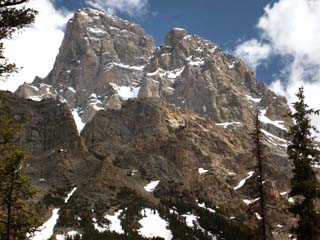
86, 0, 150, 16
234, 0, 320, 132
234, 39, 272, 71
0, 0, 71, 92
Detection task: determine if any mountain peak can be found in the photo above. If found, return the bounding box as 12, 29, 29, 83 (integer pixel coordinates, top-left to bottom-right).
165, 28, 188, 46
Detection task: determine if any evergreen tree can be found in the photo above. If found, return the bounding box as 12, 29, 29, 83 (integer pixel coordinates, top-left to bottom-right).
0, 1, 39, 239
0, 106, 41, 240
252, 113, 268, 240
287, 87, 320, 239
0, 0, 37, 77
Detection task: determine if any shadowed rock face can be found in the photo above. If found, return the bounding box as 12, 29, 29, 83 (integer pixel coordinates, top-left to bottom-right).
10, 8, 299, 239
0, 91, 99, 191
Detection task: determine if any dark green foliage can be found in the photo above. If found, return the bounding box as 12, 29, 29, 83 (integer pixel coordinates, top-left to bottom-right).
0, 145, 41, 239
161, 198, 252, 240
0, 0, 37, 77
75, 207, 163, 240
0, 1, 39, 233
43, 194, 65, 208
248, 113, 269, 240
287, 87, 320, 239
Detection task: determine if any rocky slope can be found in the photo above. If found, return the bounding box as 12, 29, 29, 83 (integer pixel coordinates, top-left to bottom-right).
7, 7, 300, 240
1, 91, 293, 239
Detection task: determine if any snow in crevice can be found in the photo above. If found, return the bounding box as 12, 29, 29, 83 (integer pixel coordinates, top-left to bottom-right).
216, 121, 241, 129
196, 200, 216, 213
31, 187, 77, 240
228, 61, 236, 69
246, 95, 261, 103
109, 83, 140, 100
255, 212, 262, 220
209, 46, 218, 54
146, 66, 185, 79
138, 208, 173, 240
243, 198, 260, 205
234, 171, 254, 190
186, 56, 205, 66
72, 108, 85, 134
198, 168, 209, 175
144, 180, 160, 192
259, 109, 287, 131
105, 61, 145, 71
261, 129, 288, 148
87, 94, 104, 111
87, 27, 106, 36
67, 86, 76, 93
64, 187, 77, 203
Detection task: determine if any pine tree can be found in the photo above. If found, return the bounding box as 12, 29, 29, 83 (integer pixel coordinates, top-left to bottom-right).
0, 0, 37, 77
0, 1, 40, 239
287, 87, 320, 240
252, 113, 268, 240
0, 105, 41, 240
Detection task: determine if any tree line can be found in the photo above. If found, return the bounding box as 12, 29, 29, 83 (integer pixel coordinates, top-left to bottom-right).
0, 1, 320, 240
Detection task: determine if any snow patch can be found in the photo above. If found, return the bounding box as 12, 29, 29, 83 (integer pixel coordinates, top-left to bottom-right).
261, 129, 288, 148
105, 210, 124, 234
288, 197, 294, 203
255, 212, 262, 220
182, 213, 199, 228
64, 187, 77, 203
144, 180, 160, 192
209, 46, 218, 54
147, 66, 185, 79
246, 95, 261, 103
109, 83, 140, 100
67, 86, 76, 93
216, 121, 241, 129
259, 109, 287, 131
187, 57, 205, 66
198, 168, 209, 175
138, 208, 173, 240
87, 27, 106, 34
56, 230, 81, 240
243, 198, 260, 205
234, 171, 255, 190
113, 62, 145, 71
196, 200, 216, 213
72, 109, 85, 134
228, 61, 236, 69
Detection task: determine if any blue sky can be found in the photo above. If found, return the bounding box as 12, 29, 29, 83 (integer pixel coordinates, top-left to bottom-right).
2, 0, 320, 130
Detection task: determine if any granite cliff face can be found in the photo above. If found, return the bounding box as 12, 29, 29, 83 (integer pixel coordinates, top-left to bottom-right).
16, 8, 290, 132
9, 7, 299, 240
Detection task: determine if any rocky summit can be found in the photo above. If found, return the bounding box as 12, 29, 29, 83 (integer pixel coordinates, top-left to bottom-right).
7, 7, 303, 240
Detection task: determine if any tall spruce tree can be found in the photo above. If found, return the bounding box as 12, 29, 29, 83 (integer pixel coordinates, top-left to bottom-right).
252, 113, 268, 240
0, 1, 40, 239
287, 87, 320, 239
